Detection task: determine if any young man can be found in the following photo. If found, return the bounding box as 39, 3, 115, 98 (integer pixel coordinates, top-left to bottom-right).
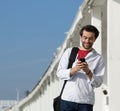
56, 25, 105, 111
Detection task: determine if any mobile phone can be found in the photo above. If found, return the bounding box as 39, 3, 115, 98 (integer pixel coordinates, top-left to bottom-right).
80, 58, 85, 62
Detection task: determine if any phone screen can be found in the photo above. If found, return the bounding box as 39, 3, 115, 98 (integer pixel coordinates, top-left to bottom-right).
80, 58, 85, 62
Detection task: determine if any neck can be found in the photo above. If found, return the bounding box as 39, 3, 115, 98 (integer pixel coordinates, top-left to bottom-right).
79, 46, 92, 51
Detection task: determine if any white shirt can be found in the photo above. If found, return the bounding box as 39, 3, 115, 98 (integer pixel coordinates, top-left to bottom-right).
56, 47, 105, 105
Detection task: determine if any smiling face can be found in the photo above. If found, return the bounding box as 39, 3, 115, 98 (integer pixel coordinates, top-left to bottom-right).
80, 30, 96, 50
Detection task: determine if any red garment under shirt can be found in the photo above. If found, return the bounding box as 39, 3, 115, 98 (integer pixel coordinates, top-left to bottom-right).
77, 49, 91, 60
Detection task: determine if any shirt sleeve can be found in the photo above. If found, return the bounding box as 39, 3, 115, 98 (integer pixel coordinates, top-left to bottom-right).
56, 48, 72, 80
88, 56, 105, 88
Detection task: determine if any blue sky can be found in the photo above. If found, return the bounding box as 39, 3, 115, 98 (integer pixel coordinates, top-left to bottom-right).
0, 0, 83, 100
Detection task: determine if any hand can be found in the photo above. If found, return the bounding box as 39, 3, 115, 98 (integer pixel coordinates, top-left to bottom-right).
70, 60, 88, 75
70, 60, 92, 80
70, 60, 83, 76
79, 61, 92, 80
80, 61, 90, 73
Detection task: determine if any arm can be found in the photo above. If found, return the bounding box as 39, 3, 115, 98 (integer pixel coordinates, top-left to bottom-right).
56, 48, 73, 80
90, 57, 105, 88
81, 55, 105, 87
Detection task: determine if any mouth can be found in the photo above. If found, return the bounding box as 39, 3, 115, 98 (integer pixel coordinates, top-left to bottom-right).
83, 43, 92, 49
85, 43, 90, 46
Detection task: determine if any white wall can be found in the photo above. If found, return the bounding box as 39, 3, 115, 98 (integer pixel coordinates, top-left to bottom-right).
107, 0, 120, 111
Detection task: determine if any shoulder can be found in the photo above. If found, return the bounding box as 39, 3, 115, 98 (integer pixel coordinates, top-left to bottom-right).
64, 47, 79, 55
64, 47, 73, 53
92, 49, 101, 56
63, 47, 73, 57
92, 49, 104, 62
63, 47, 79, 57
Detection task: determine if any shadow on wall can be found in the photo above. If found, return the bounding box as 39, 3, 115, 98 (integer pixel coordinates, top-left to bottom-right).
114, 0, 120, 4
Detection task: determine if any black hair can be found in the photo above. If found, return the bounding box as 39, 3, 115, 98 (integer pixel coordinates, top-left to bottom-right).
79, 25, 99, 39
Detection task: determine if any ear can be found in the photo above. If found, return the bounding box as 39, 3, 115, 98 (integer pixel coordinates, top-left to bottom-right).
94, 37, 97, 42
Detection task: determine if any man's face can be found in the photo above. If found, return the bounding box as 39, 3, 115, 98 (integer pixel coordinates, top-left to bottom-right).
80, 30, 96, 50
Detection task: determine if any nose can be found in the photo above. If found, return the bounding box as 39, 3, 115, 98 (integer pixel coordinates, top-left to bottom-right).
86, 38, 90, 43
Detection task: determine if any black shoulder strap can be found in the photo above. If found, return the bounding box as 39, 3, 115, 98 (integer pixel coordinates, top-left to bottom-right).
59, 47, 79, 96
68, 47, 79, 68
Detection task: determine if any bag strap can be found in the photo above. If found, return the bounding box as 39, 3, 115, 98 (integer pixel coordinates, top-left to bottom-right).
59, 47, 79, 96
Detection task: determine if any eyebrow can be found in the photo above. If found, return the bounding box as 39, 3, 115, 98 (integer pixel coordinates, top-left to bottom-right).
83, 36, 93, 38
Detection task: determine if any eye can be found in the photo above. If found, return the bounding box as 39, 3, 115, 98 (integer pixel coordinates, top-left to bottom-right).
83, 36, 88, 40
83, 36, 94, 42
89, 37, 94, 41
